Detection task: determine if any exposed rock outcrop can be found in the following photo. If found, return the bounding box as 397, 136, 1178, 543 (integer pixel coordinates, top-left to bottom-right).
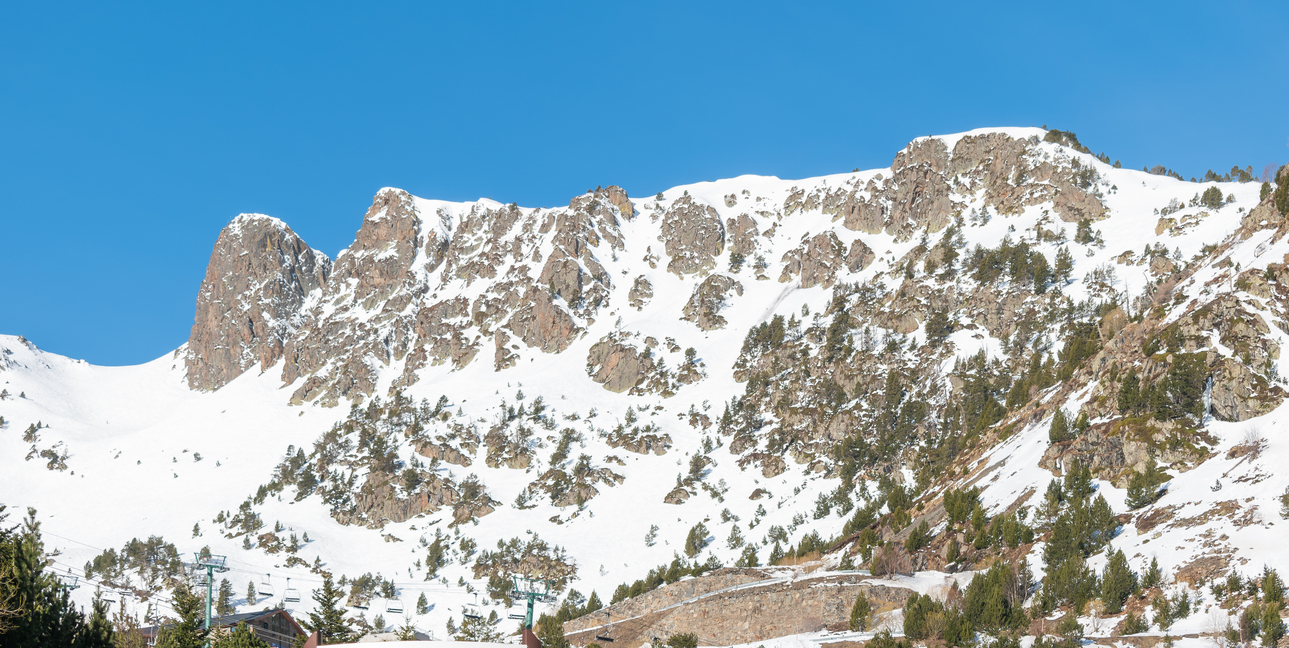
681, 275, 743, 330
628, 275, 653, 310
185, 215, 330, 391
661, 195, 725, 275
586, 335, 655, 393
778, 232, 848, 288
725, 214, 760, 257
506, 290, 580, 354
332, 471, 459, 528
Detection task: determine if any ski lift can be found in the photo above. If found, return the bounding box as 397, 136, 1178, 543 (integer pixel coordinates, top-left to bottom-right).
257, 573, 274, 598
284, 578, 300, 603
463, 594, 482, 620
385, 597, 404, 615
595, 612, 615, 643
56, 570, 80, 591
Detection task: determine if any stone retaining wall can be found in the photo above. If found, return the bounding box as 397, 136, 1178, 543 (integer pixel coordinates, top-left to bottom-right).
565, 571, 912, 648
563, 568, 771, 634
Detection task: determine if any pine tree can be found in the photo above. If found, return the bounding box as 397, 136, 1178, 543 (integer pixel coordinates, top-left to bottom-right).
1262, 567, 1284, 606
1126, 462, 1165, 510
1121, 611, 1148, 635
537, 614, 570, 648
1054, 247, 1075, 285
683, 522, 708, 558
302, 573, 354, 644
1142, 557, 1162, 590
156, 584, 207, 648
945, 537, 960, 563
584, 590, 603, 614
1276, 169, 1289, 216
416, 592, 429, 615
666, 633, 698, 648
1059, 614, 1084, 647
850, 590, 871, 631
211, 621, 269, 647
0, 506, 115, 648
925, 310, 953, 347
903, 520, 931, 552
1100, 549, 1137, 613
246, 580, 257, 605
768, 542, 785, 565
1048, 409, 1070, 444
455, 610, 503, 642
1261, 602, 1285, 647
394, 619, 419, 640
217, 578, 236, 616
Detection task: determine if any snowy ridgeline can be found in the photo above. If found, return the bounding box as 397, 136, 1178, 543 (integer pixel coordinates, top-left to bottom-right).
1, 126, 1288, 645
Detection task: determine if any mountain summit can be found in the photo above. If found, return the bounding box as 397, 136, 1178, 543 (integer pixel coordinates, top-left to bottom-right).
4, 127, 1289, 647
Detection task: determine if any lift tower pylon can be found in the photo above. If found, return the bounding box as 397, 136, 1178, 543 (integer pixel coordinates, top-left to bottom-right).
193, 553, 230, 632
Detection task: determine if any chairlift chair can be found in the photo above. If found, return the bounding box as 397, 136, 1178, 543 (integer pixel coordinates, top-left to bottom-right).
505, 597, 527, 621
463, 594, 482, 620
56, 570, 80, 591
595, 611, 615, 643
257, 573, 274, 598
284, 578, 300, 603
385, 597, 404, 615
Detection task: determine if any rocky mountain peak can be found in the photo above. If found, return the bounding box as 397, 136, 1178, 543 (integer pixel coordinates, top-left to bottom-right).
331, 188, 424, 309
184, 214, 331, 390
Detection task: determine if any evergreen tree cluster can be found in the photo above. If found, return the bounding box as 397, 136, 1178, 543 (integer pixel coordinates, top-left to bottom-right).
607, 555, 723, 605
1202, 165, 1257, 183
1116, 353, 1208, 421
0, 506, 114, 647
82, 535, 183, 590
943, 487, 980, 525
451, 610, 503, 642
901, 592, 972, 646
1221, 568, 1288, 647
1006, 352, 1058, 410
1199, 186, 1226, 209
961, 561, 1031, 633
1125, 461, 1168, 510
966, 237, 1054, 294
740, 315, 786, 355
535, 613, 570, 648
1038, 462, 1120, 613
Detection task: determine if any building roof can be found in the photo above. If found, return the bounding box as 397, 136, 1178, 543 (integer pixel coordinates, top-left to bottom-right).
141, 607, 306, 639
211, 608, 291, 628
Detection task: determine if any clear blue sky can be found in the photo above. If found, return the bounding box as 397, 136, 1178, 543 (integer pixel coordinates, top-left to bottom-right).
2, 2, 1287, 365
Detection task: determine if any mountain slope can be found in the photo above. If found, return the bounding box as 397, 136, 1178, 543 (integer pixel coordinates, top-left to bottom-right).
2, 126, 1287, 645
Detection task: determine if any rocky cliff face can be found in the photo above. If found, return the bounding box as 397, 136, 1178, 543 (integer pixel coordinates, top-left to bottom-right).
184, 215, 330, 390
183, 129, 1286, 510
149, 128, 1289, 644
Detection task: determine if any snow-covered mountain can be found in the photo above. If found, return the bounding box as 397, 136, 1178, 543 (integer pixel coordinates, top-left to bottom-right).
3, 126, 1289, 646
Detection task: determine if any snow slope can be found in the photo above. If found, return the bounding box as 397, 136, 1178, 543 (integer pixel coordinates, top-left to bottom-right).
2, 126, 1285, 643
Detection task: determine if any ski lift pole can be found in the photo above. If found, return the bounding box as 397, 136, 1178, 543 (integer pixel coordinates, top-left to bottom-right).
511, 575, 553, 630
193, 553, 229, 633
